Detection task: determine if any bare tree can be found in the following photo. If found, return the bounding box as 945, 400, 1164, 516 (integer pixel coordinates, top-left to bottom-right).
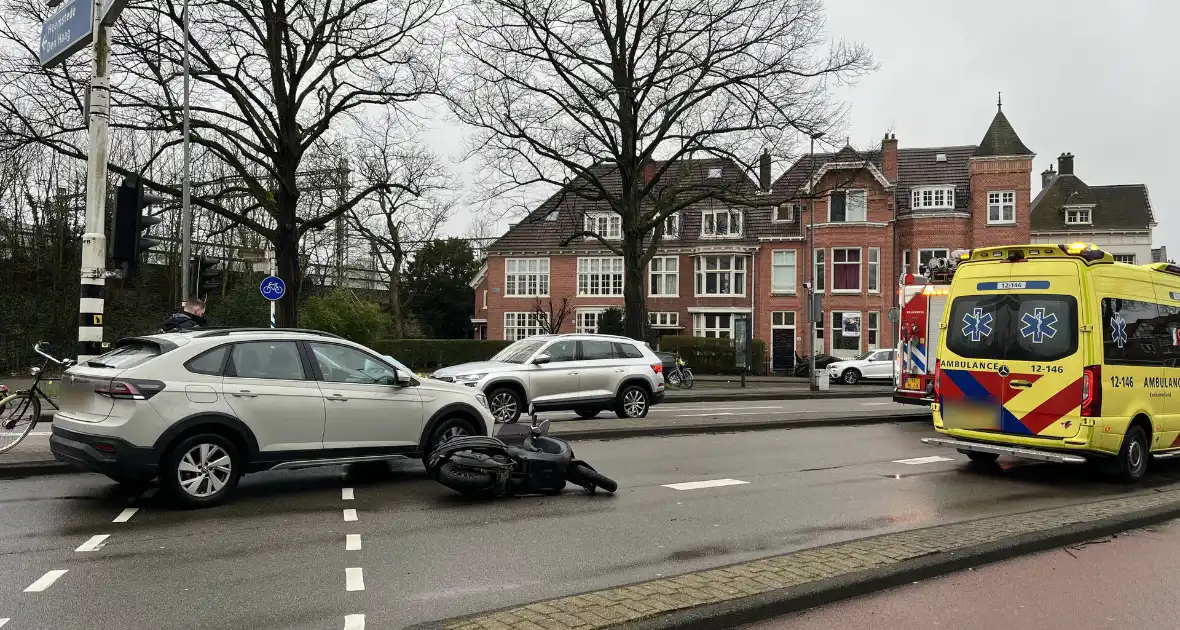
449, 0, 873, 337
0, 0, 444, 325
533, 296, 573, 334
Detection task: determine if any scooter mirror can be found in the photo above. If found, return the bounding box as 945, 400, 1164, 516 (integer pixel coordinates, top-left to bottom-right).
528, 403, 536, 419
530, 419, 550, 437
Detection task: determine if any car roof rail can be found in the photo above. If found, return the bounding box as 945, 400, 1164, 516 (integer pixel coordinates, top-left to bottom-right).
194, 327, 341, 339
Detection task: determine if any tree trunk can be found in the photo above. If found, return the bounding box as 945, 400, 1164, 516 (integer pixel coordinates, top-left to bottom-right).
389, 256, 403, 338
622, 239, 646, 340
274, 224, 301, 327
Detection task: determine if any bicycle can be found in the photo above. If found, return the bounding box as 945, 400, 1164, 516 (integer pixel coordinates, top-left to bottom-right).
665, 353, 694, 389
0, 342, 73, 454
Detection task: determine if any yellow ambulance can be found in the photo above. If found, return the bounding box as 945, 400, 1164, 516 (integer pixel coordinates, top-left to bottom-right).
922, 243, 1180, 482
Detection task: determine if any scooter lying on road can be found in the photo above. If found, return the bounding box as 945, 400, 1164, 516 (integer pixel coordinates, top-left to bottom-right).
425, 406, 617, 497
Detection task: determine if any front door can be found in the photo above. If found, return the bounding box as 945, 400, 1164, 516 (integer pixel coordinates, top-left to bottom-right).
307, 342, 424, 449
772, 329, 795, 372
223, 341, 326, 452
527, 339, 580, 407
864, 350, 894, 379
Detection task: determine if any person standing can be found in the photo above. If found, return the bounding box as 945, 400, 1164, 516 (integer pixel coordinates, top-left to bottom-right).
160, 297, 207, 332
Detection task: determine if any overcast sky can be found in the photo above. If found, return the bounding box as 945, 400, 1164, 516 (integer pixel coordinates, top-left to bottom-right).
433, 0, 1178, 256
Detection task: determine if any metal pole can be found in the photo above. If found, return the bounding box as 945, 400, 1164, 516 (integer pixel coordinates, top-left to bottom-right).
269, 252, 276, 328
179, 0, 192, 302
806, 134, 816, 390
77, 3, 111, 363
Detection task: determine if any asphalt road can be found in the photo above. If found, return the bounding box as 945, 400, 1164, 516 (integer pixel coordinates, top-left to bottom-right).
5, 420, 1180, 629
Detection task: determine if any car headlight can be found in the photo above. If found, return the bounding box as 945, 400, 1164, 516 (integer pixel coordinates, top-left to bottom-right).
475, 393, 490, 410
455, 373, 487, 381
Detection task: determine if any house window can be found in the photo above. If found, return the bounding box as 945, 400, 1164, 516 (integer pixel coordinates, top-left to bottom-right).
661, 213, 679, 239
813, 249, 825, 293
695, 255, 746, 296
910, 186, 955, 210
774, 203, 799, 222
918, 248, 950, 274
903, 249, 913, 275
584, 212, 621, 239
771, 250, 797, 294
649, 256, 679, 297
694, 313, 734, 338
504, 312, 545, 340
577, 257, 624, 296
505, 258, 550, 297
772, 311, 795, 328
1065, 208, 1092, 225
832, 311, 862, 355
708, 167, 722, 178
649, 312, 680, 328
829, 190, 866, 223
832, 248, 862, 293
868, 248, 880, 293
701, 209, 743, 238
576, 310, 604, 334
481, 290, 487, 309
867, 312, 880, 349
987, 191, 1016, 224
1113, 254, 1137, 264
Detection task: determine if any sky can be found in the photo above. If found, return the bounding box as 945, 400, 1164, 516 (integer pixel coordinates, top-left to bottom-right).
430, 0, 1179, 256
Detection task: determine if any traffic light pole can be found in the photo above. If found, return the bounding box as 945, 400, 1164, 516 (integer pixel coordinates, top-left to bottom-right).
77, 16, 112, 362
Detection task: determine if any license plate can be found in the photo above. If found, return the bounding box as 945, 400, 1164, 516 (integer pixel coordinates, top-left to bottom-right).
905, 377, 921, 390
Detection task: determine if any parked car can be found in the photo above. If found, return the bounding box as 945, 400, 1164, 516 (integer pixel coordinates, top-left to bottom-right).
49, 328, 495, 507
827, 349, 897, 385
430, 334, 665, 423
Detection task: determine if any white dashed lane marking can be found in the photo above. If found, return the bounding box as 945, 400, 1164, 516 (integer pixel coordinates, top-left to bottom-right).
24, 570, 68, 593
663, 479, 749, 491
344, 614, 365, 629
113, 508, 139, 523
343, 509, 358, 522
0, 617, 10, 627
75, 534, 110, 552
346, 534, 362, 551
345, 568, 365, 592
342, 488, 354, 500
893, 456, 954, 465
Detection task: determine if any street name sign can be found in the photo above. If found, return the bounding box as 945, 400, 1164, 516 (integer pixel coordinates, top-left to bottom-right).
39, 0, 93, 68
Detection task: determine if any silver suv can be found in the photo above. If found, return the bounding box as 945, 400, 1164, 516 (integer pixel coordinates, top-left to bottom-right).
50, 328, 495, 507
430, 334, 666, 423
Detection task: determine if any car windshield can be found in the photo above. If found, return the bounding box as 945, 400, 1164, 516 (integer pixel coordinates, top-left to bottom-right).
853, 351, 874, 361
490, 339, 547, 364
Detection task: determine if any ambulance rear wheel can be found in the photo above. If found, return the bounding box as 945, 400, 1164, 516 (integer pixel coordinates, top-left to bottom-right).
959, 449, 999, 464
1113, 425, 1149, 483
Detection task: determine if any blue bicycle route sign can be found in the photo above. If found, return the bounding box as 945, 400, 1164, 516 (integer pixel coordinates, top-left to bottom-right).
39, 0, 93, 68
260, 276, 286, 301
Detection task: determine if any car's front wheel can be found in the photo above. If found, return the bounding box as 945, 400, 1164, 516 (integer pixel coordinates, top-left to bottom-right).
486, 387, 523, 424
841, 369, 861, 385
423, 417, 479, 465
162, 434, 242, 509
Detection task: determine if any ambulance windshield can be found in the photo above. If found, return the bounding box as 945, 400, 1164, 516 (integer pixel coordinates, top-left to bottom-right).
945, 294, 1078, 362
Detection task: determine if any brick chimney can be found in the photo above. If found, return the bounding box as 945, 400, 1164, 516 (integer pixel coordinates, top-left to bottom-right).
643, 162, 658, 183
1041, 164, 1057, 189
759, 149, 771, 192
882, 133, 898, 183
1057, 152, 1074, 176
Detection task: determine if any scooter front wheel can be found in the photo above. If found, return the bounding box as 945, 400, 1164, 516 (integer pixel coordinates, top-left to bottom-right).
569, 463, 617, 493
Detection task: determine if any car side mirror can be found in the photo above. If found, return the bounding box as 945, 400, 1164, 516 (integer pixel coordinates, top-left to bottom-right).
532, 353, 552, 365
395, 370, 413, 386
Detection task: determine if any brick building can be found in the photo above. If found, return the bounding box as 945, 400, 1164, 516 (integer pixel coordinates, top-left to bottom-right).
470, 101, 1037, 371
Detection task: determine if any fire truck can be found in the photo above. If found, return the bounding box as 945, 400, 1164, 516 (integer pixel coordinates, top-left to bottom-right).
892, 252, 967, 406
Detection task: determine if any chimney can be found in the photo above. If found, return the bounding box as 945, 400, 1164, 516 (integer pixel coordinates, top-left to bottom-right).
1041, 164, 1057, 189
882, 133, 898, 183
1057, 152, 1074, 176
643, 162, 658, 183
759, 149, 771, 192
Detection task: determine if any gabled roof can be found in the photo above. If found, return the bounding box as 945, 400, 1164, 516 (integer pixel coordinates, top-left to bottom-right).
770, 148, 885, 200
1031, 173, 1153, 232
973, 108, 1034, 158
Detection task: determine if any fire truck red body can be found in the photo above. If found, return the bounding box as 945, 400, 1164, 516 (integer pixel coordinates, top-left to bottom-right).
892, 256, 961, 406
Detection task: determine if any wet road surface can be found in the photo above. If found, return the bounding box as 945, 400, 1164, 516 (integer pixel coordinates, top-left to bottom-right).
4, 421, 1180, 629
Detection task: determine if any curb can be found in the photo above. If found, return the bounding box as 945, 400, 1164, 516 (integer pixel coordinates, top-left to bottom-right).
553, 412, 930, 441
662, 390, 888, 404
605, 500, 1180, 630
0, 460, 73, 479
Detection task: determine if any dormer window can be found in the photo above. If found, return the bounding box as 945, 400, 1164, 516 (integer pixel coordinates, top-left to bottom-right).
707, 167, 722, 179
911, 186, 955, 210
773, 203, 799, 222
584, 212, 621, 239
701, 208, 743, 238
1065, 208, 1092, 225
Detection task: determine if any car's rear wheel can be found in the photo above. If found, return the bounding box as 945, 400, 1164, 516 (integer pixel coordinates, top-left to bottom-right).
573, 407, 601, 419
162, 434, 242, 509
1113, 425, 1149, 483
614, 385, 650, 419
487, 387, 523, 424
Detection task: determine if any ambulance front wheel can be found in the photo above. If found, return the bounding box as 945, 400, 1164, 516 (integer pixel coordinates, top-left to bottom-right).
958, 449, 999, 464
1112, 425, 1149, 483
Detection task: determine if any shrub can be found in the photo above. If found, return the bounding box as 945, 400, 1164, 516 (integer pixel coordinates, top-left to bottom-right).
597, 307, 625, 335
372, 339, 513, 372
657, 335, 767, 375
300, 289, 391, 347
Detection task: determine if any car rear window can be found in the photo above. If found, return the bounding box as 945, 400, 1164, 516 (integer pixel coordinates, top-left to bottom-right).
87, 342, 162, 369
613, 342, 644, 359
946, 294, 1078, 362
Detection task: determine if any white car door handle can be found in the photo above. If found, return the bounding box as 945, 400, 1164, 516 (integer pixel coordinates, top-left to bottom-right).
327, 394, 350, 401
232, 390, 258, 398
567, 371, 579, 375
613, 368, 625, 373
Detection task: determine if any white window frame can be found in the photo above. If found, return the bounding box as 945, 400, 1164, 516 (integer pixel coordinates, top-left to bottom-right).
867, 248, 880, 293
771, 311, 796, 329
1065, 208, 1092, 225
771, 250, 798, 295
813, 249, 826, 293
583, 212, 621, 240
831, 310, 863, 355
694, 255, 747, 296
648, 312, 680, 328
828, 189, 867, 223
504, 312, 546, 340
577, 257, 624, 297
701, 208, 744, 238
903, 249, 913, 275
831, 247, 862, 294
649, 256, 679, 297
504, 258, 550, 297
918, 248, 950, 274
575, 309, 605, 334
694, 313, 735, 339
910, 186, 955, 210
867, 311, 880, 349
1113, 254, 1137, 264
987, 191, 1016, 225
481, 290, 487, 309
773, 203, 799, 223
661, 213, 679, 239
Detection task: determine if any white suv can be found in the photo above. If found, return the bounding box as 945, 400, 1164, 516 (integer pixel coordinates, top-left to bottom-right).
50, 328, 495, 507
430, 334, 666, 423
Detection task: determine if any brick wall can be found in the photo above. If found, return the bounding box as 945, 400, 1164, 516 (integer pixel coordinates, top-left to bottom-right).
969, 157, 1033, 247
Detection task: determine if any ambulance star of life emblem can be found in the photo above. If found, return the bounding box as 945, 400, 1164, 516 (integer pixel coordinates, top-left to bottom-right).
998, 365, 1010, 377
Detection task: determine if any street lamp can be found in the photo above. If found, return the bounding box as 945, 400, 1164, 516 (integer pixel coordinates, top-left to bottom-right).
806, 131, 824, 391
180, 0, 193, 302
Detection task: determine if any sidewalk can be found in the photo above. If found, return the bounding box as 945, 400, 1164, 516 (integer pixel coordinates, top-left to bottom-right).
417, 489, 1180, 630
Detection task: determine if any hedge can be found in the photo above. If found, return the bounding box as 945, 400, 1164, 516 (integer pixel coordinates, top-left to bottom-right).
371, 339, 513, 372
657, 335, 767, 376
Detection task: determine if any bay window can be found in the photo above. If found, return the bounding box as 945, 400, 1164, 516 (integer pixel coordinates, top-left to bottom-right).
829, 190, 866, 222
694, 255, 746, 296
911, 186, 955, 210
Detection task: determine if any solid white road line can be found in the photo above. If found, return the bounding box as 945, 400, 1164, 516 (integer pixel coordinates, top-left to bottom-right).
343, 509, 358, 522
345, 567, 365, 592
655, 405, 785, 412
112, 508, 139, 523
342, 488, 355, 500
346, 534, 362, 551
672, 411, 803, 418
663, 478, 749, 491
24, 569, 68, 592
0, 617, 10, 627
75, 534, 110, 552
893, 456, 954, 465
344, 614, 365, 630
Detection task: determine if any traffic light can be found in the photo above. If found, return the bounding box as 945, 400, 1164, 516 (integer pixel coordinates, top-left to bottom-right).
111, 175, 165, 277
188, 255, 224, 297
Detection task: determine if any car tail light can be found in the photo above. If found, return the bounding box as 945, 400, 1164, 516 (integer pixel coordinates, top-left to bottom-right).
94, 442, 116, 453
650, 363, 663, 374
1081, 365, 1101, 417
95, 379, 165, 400
932, 359, 942, 399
